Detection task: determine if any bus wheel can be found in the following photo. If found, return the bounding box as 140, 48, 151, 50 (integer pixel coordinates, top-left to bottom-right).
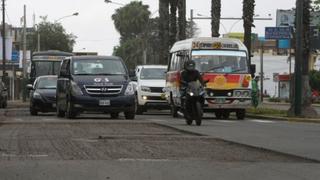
215, 111, 222, 119
236, 110, 246, 120
222, 112, 230, 119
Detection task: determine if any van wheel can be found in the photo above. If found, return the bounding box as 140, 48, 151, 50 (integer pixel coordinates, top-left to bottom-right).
66, 99, 77, 119
110, 112, 119, 119
236, 110, 246, 120
124, 111, 135, 119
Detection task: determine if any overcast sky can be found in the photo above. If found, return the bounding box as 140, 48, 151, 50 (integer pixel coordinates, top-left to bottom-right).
7, 0, 296, 55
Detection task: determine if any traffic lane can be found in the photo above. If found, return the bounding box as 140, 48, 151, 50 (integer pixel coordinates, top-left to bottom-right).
1, 161, 320, 180
145, 114, 320, 161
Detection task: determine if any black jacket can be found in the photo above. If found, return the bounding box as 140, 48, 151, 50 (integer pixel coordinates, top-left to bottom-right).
180, 70, 204, 87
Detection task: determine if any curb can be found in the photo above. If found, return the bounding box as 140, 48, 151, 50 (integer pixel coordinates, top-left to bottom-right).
247, 114, 320, 124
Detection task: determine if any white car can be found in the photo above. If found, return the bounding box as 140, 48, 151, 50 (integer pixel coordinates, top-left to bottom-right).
135, 65, 169, 114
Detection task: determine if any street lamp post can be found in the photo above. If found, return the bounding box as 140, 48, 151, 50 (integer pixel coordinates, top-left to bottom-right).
104, 0, 125, 6
54, 12, 79, 23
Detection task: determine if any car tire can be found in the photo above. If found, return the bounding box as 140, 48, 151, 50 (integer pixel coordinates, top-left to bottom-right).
66, 99, 77, 119
30, 107, 38, 116
124, 111, 135, 119
110, 112, 119, 119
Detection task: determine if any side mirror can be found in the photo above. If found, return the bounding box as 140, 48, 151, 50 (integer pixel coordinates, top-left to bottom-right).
26, 84, 34, 90
250, 64, 256, 76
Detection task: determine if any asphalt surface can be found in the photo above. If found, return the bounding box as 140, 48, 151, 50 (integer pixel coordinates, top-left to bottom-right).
0, 109, 320, 180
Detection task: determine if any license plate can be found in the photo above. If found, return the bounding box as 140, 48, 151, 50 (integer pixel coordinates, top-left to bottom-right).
99, 100, 110, 106
216, 98, 226, 104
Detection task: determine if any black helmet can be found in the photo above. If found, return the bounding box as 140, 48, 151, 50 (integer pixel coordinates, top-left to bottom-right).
184, 60, 196, 71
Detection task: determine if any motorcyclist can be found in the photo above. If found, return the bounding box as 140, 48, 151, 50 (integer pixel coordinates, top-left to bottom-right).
180, 60, 204, 104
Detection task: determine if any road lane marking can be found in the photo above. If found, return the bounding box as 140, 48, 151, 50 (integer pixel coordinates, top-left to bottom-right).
249, 119, 275, 123
118, 158, 170, 162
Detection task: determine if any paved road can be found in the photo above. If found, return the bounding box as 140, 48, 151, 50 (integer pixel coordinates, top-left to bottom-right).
0, 110, 320, 180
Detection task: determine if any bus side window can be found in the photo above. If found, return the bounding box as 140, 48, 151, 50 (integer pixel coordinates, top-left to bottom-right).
170, 53, 177, 71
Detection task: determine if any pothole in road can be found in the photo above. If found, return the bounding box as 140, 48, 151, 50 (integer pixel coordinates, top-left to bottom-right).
0, 122, 316, 163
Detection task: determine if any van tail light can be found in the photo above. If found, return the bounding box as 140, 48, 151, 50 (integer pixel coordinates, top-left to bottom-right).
242, 75, 251, 88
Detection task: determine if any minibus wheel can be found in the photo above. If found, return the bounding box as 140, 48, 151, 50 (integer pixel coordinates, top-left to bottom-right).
236, 110, 246, 120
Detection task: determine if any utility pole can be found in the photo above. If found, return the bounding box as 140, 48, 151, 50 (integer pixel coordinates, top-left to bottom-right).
22, 5, 27, 102
260, 41, 264, 102
2, 0, 6, 81
294, 0, 303, 116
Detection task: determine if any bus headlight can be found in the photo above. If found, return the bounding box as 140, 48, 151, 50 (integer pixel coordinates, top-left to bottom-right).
243, 91, 251, 97
234, 90, 242, 97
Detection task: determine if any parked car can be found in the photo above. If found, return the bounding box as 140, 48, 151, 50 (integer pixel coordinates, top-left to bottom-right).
135, 65, 169, 114
56, 56, 135, 119
0, 80, 8, 108
27, 75, 58, 115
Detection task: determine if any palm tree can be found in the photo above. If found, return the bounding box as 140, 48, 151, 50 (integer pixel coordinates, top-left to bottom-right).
242, 0, 255, 64
169, 0, 178, 47
159, 0, 170, 64
211, 0, 221, 37
178, 0, 186, 40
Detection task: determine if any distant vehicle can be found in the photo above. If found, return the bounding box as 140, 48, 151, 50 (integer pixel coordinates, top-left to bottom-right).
30, 50, 73, 84
165, 37, 256, 120
134, 65, 169, 114
27, 75, 58, 115
56, 56, 136, 119
0, 80, 8, 108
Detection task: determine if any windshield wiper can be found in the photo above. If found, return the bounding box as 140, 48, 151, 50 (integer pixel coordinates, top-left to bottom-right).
204, 66, 224, 73
74, 73, 92, 75
231, 68, 247, 73
94, 73, 125, 76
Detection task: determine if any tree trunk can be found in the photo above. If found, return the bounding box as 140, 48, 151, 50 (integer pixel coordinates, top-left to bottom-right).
242, 0, 255, 64
169, 0, 178, 47
159, 0, 170, 65
289, 0, 317, 117
211, 0, 221, 37
178, 0, 186, 40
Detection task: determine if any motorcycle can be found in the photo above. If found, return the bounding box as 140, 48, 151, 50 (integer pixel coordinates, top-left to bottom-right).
182, 81, 206, 126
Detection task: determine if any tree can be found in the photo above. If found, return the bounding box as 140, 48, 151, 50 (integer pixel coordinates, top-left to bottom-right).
159, 0, 170, 65
112, 1, 150, 41
169, 0, 178, 47
211, 0, 221, 37
313, 0, 320, 10
30, 16, 76, 52
178, 0, 186, 40
242, 0, 255, 64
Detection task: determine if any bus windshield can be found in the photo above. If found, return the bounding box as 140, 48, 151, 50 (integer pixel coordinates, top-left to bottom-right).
192, 50, 248, 73
33, 61, 61, 77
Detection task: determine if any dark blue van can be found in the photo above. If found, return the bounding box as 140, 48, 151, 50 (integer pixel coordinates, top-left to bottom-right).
56, 56, 136, 119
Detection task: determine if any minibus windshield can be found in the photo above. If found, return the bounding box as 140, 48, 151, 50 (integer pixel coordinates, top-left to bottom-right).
192, 50, 248, 73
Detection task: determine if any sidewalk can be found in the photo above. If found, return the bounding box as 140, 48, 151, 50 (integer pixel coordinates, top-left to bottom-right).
6, 100, 29, 109
247, 101, 320, 123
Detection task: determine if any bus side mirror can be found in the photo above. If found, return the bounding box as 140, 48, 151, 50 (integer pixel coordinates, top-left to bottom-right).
250, 64, 256, 75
